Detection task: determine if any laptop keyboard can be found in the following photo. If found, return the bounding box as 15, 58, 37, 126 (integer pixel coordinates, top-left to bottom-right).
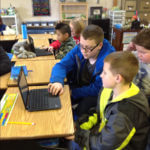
29, 89, 59, 109
35, 49, 53, 56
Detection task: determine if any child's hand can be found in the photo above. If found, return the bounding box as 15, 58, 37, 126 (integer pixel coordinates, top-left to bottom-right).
65, 135, 75, 140
48, 82, 63, 96
48, 46, 54, 53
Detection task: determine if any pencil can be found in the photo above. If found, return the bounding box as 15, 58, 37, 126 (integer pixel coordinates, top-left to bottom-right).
7, 122, 35, 125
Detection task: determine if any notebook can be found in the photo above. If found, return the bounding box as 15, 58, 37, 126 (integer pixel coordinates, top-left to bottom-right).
18, 68, 61, 112
28, 35, 53, 56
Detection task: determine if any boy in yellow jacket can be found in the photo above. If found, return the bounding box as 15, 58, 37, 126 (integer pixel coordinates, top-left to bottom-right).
67, 51, 150, 150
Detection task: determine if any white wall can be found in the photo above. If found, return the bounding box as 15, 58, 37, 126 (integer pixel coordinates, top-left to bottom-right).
1, 0, 60, 22
1, 0, 114, 23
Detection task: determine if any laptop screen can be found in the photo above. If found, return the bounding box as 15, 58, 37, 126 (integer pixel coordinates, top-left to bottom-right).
28, 35, 35, 52
18, 68, 29, 108
0, 39, 18, 53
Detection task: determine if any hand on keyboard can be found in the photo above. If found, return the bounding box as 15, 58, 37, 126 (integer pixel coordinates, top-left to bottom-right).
48, 46, 54, 54
48, 82, 63, 96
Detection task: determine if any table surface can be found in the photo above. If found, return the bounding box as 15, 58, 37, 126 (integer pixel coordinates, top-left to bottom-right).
0, 34, 57, 41
0, 73, 11, 89
8, 59, 60, 87
0, 85, 74, 140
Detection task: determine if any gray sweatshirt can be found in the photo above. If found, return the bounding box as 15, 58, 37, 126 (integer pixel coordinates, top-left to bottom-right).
133, 51, 150, 98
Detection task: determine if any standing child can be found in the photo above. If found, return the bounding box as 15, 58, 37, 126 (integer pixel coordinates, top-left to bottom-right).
48, 22, 75, 59
67, 51, 150, 150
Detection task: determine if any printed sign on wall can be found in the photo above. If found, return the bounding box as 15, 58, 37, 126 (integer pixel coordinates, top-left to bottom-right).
32, 0, 50, 16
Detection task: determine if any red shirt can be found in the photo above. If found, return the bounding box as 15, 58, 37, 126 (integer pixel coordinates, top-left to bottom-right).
50, 36, 80, 50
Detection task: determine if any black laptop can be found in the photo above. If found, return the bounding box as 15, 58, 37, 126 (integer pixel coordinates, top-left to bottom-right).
18, 68, 61, 112
0, 39, 18, 53
28, 35, 53, 57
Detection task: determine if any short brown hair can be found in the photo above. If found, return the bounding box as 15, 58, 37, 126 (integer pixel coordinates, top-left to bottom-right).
70, 18, 85, 35
81, 24, 104, 44
132, 28, 150, 50
104, 51, 139, 84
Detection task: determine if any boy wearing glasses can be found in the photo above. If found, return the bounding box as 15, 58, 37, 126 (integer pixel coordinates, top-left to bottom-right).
48, 25, 115, 117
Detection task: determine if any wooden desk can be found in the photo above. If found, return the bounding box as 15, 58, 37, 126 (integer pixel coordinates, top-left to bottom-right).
0, 34, 22, 40
30, 34, 57, 40
0, 34, 56, 41
0, 73, 11, 89
0, 85, 74, 140
18, 37, 50, 48
11, 54, 55, 62
8, 59, 60, 87
33, 39, 50, 48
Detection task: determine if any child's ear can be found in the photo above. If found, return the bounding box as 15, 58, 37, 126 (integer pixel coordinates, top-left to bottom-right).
98, 42, 103, 49
64, 33, 69, 39
116, 74, 123, 83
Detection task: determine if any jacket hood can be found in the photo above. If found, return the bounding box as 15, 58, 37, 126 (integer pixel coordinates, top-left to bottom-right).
110, 83, 150, 117
129, 90, 150, 117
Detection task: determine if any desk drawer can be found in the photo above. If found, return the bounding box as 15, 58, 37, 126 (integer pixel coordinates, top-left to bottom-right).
125, 1, 136, 11
139, 12, 150, 21
126, 11, 135, 22
139, 1, 150, 11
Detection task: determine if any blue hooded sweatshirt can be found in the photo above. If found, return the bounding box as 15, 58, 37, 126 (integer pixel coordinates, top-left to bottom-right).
50, 39, 115, 99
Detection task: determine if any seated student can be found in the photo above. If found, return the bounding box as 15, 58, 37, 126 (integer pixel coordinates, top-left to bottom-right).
0, 17, 6, 34
0, 46, 11, 100
69, 17, 85, 44
127, 29, 150, 150
48, 22, 76, 59
48, 18, 85, 52
48, 25, 115, 117
0, 46, 11, 76
0, 16, 15, 35
127, 28, 150, 104
66, 51, 150, 150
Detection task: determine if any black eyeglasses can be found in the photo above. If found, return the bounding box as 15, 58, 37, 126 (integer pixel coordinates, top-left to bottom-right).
79, 43, 99, 52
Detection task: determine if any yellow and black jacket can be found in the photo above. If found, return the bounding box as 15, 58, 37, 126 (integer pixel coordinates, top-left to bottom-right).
79, 83, 150, 150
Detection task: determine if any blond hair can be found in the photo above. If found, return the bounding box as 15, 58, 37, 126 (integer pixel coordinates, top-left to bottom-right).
70, 17, 85, 35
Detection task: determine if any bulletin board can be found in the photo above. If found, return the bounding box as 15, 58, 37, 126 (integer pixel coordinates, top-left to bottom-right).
32, 0, 51, 16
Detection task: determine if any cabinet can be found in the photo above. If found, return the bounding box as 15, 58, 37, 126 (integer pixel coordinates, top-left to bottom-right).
112, 27, 140, 51
59, 2, 88, 24
25, 21, 56, 34
108, 10, 126, 43
1, 14, 20, 34
121, 0, 137, 22
121, 0, 150, 23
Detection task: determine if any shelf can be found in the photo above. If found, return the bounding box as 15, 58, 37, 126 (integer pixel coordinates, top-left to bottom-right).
60, 2, 88, 6
62, 10, 86, 13
60, 2, 88, 24
1, 15, 17, 18
27, 26, 55, 28
1, 14, 19, 34
62, 18, 88, 21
